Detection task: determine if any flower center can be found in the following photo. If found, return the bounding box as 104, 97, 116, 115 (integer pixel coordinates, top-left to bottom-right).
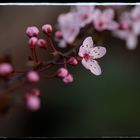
82, 14, 88, 20
83, 53, 90, 61
99, 21, 104, 27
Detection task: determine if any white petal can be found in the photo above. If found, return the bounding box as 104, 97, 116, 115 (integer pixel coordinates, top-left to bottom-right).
88, 60, 101, 76
83, 36, 94, 48
131, 5, 140, 20
90, 47, 106, 59
78, 36, 94, 57
58, 12, 80, 44
113, 30, 128, 40
106, 21, 119, 31
132, 21, 140, 36
81, 59, 90, 70
126, 34, 137, 50
93, 9, 102, 21
102, 8, 114, 22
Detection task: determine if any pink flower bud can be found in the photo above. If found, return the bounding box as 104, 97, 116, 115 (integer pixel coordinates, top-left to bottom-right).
37, 39, 47, 48
0, 63, 13, 76
57, 67, 68, 78
26, 95, 40, 111
63, 74, 73, 84
42, 24, 52, 35
68, 57, 78, 65
28, 37, 38, 48
27, 71, 40, 83
30, 88, 40, 96
55, 31, 63, 39
26, 26, 39, 37
120, 22, 129, 30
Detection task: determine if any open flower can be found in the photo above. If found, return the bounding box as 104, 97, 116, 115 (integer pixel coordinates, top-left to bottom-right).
78, 37, 106, 76
73, 5, 95, 28
113, 11, 140, 50
93, 8, 118, 31
58, 12, 80, 44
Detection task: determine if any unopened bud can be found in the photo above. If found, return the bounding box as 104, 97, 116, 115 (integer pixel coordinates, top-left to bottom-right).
63, 74, 73, 84
42, 24, 52, 35
27, 71, 40, 83
57, 67, 68, 78
68, 57, 78, 65
26, 26, 39, 37
37, 39, 47, 48
28, 37, 38, 48
0, 63, 13, 76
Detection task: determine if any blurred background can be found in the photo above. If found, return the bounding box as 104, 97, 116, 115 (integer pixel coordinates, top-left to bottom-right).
0, 5, 140, 137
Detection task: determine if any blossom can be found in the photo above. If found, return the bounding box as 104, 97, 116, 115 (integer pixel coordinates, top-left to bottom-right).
113, 10, 140, 50
78, 36, 106, 76
58, 12, 80, 44
72, 5, 95, 28
92, 8, 118, 31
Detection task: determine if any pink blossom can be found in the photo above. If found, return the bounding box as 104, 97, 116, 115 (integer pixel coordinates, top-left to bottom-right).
113, 11, 140, 50
0, 63, 13, 76
57, 67, 68, 78
68, 57, 78, 65
58, 12, 80, 44
37, 39, 47, 48
42, 24, 52, 35
63, 74, 73, 84
93, 8, 118, 31
28, 37, 38, 48
78, 36, 106, 76
25, 95, 40, 111
26, 26, 39, 37
27, 71, 40, 83
73, 5, 95, 27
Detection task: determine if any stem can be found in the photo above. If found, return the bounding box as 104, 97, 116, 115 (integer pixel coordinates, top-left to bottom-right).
47, 36, 57, 52
34, 48, 39, 63
31, 48, 39, 63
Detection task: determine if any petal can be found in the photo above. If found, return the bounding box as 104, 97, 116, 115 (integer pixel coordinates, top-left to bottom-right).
88, 60, 101, 76
93, 9, 102, 22
102, 8, 115, 22
81, 59, 90, 70
106, 21, 119, 31
78, 36, 94, 57
90, 47, 106, 59
58, 12, 80, 44
76, 6, 95, 27
132, 21, 140, 36
131, 5, 140, 20
83, 36, 94, 48
113, 30, 128, 40
126, 34, 137, 50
